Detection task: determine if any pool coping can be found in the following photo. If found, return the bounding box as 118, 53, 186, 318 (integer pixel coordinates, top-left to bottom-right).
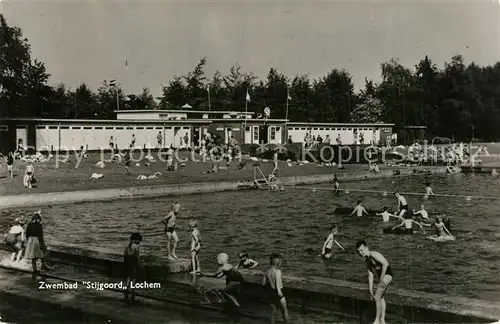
0, 167, 447, 209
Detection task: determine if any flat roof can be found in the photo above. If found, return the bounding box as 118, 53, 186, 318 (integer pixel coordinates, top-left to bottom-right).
115, 110, 254, 115
2, 118, 212, 124
287, 122, 395, 127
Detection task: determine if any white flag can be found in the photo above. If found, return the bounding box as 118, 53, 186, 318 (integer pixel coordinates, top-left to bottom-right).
246, 90, 251, 102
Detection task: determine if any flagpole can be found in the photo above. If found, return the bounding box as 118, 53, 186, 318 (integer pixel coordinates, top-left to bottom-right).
244, 89, 249, 144
116, 83, 120, 111
285, 89, 289, 140
207, 86, 211, 111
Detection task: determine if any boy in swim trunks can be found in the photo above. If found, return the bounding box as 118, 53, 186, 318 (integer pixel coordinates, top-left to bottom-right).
350, 200, 370, 217
123, 233, 142, 305
394, 192, 408, 218
236, 251, 259, 269
356, 240, 392, 324
320, 226, 345, 259
162, 203, 180, 260
262, 253, 289, 324
23, 163, 34, 188
200, 253, 244, 308
189, 219, 201, 273
376, 207, 401, 223
124, 150, 132, 174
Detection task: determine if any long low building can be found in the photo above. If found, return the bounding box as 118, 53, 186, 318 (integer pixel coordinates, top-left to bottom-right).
0, 110, 394, 153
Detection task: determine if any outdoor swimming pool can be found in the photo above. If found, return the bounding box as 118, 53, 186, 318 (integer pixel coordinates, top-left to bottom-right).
1, 173, 499, 301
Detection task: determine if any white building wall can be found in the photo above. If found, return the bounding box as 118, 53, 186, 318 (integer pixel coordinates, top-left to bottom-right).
116, 112, 161, 120
287, 125, 387, 145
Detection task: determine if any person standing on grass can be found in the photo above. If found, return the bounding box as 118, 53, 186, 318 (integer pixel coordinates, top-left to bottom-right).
356, 240, 392, 324
6, 151, 14, 178
23, 162, 35, 189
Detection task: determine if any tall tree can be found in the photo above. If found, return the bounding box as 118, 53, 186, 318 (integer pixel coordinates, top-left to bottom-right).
183, 57, 208, 109
264, 68, 288, 119
159, 77, 187, 109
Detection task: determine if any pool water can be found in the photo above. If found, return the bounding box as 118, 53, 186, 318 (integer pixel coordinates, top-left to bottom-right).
1, 173, 499, 301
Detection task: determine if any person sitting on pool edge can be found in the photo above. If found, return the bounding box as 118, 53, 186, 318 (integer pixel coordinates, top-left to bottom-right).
200, 253, 244, 308
431, 215, 452, 237
356, 240, 393, 324
320, 225, 345, 259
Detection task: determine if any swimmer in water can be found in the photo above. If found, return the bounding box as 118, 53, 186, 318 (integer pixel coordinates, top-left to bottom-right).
356, 240, 392, 324
376, 207, 401, 223
124, 233, 142, 305
432, 215, 452, 237
394, 192, 408, 219
162, 202, 181, 260
320, 226, 345, 259
413, 204, 430, 222
236, 251, 259, 269
200, 253, 244, 308
391, 213, 424, 234
189, 219, 201, 274
333, 175, 340, 195
262, 253, 289, 324
425, 182, 435, 196
350, 200, 370, 217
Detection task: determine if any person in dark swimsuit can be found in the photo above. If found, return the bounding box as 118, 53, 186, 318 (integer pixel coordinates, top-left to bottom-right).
124, 233, 142, 305
200, 253, 244, 308
262, 254, 289, 324
162, 203, 180, 260
356, 240, 392, 324
395, 192, 408, 219
6, 152, 14, 178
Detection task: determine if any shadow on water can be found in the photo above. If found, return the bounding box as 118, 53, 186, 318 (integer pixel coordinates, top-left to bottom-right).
1, 174, 500, 301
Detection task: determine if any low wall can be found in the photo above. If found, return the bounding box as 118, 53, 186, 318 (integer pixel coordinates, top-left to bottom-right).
0, 167, 447, 209
0, 239, 191, 276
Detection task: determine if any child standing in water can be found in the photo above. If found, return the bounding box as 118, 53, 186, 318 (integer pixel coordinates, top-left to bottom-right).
350, 200, 370, 217
162, 202, 181, 260
320, 226, 345, 259
189, 219, 201, 274
262, 254, 289, 324
376, 207, 400, 223
236, 251, 259, 269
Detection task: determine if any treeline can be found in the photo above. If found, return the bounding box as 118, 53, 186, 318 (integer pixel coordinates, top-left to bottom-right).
2, 14, 500, 141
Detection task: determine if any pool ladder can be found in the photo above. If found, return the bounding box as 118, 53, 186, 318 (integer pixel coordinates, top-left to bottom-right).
253, 167, 271, 189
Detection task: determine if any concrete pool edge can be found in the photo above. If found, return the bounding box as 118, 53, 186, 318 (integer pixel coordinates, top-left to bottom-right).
0, 167, 447, 209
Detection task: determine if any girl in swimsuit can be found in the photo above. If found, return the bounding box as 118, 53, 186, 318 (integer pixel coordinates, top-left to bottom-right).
356, 240, 392, 324
123, 233, 142, 305
200, 253, 244, 308
236, 251, 259, 269
262, 253, 289, 324
433, 215, 452, 237
189, 219, 201, 274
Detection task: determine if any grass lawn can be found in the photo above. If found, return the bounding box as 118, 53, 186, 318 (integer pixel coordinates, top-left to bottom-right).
0, 152, 384, 195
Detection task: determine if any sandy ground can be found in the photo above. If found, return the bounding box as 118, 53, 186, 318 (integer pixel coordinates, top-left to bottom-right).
0, 152, 383, 195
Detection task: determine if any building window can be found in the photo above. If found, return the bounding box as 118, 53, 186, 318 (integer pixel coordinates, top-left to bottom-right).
0, 125, 8, 131
126, 127, 133, 130
116, 127, 124, 130
253, 127, 259, 142
105, 127, 114, 130
270, 127, 276, 140
84, 127, 92, 130
136, 127, 144, 130
36, 126, 46, 129
245, 126, 250, 131
49, 126, 58, 129
72, 127, 81, 129
146, 127, 154, 129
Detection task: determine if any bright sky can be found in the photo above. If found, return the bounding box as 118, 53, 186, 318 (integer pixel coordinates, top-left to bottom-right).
2, 0, 499, 96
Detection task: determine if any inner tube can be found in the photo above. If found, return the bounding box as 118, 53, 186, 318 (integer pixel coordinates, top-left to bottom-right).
383, 227, 413, 235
